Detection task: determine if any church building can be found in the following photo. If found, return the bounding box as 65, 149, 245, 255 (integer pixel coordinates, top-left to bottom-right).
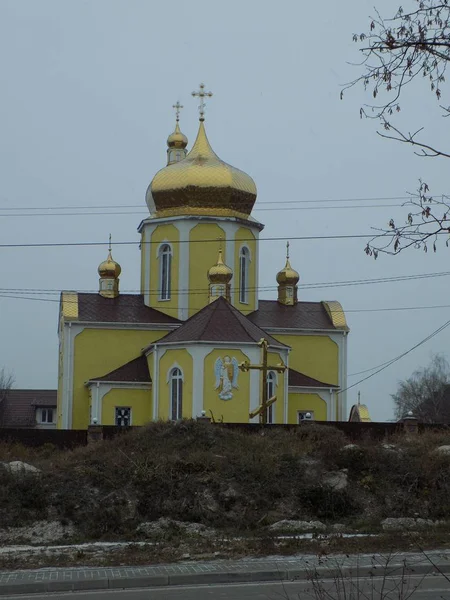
57, 85, 349, 429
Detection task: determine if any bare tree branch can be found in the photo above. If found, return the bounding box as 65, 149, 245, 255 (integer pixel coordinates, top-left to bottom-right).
346, 1, 450, 256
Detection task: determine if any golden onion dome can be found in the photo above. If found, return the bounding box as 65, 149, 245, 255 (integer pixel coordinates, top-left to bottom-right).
208, 248, 233, 284
147, 120, 257, 218
167, 122, 188, 149
276, 258, 300, 286
98, 250, 121, 279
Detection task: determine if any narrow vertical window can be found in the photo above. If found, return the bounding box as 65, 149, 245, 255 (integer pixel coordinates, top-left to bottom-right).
266, 371, 276, 424
159, 244, 172, 300
239, 246, 249, 303
170, 368, 183, 420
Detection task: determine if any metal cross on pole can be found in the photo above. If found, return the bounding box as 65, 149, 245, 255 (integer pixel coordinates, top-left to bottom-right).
192, 83, 213, 121
173, 101, 183, 122
239, 338, 287, 424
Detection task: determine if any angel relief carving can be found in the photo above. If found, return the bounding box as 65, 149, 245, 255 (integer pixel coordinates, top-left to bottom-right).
214, 356, 239, 401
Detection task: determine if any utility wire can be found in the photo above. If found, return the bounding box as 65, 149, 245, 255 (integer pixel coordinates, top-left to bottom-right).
0, 268, 449, 295
339, 318, 450, 395
0, 231, 436, 249
0, 194, 446, 211
1, 291, 450, 316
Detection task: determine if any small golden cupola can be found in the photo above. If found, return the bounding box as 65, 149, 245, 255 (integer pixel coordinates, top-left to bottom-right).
208, 243, 233, 303
147, 83, 257, 218
276, 242, 299, 306
166, 101, 188, 166
98, 235, 121, 299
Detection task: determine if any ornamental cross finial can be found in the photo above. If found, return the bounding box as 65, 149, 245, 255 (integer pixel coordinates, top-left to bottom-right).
173, 101, 183, 122
286, 241, 290, 260
192, 83, 213, 121
108, 233, 112, 253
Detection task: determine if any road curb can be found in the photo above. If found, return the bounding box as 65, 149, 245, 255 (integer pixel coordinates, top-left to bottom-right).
0, 560, 449, 596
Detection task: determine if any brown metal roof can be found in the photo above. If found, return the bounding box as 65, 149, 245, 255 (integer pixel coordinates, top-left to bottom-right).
248, 300, 335, 330
154, 297, 288, 348
90, 355, 151, 383
0, 390, 56, 428
74, 293, 180, 324
288, 368, 338, 388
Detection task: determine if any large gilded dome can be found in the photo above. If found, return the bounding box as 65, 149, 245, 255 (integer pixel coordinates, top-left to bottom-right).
146, 120, 257, 219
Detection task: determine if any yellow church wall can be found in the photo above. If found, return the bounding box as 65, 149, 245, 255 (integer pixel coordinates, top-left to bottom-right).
188, 223, 226, 316
274, 334, 338, 386
56, 323, 64, 429
71, 328, 168, 430
158, 349, 193, 419
140, 232, 146, 294
148, 224, 180, 318
102, 388, 152, 426
234, 227, 256, 314
203, 349, 251, 423
288, 392, 327, 423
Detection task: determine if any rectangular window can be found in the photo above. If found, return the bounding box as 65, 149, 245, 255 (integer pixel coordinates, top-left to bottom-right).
171, 378, 182, 420
239, 255, 247, 303
298, 411, 314, 423
37, 408, 55, 424
115, 407, 131, 427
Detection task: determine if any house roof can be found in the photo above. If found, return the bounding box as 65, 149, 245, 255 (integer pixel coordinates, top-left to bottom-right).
0, 390, 57, 428
152, 297, 288, 349
62, 292, 180, 325
248, 300, 336, 330
288, 368, 338, 389
89, 355, 151, 384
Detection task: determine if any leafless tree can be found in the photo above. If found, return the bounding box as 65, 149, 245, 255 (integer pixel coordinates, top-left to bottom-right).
345, 1, 450, 257
392, 354, 450, 422
0, 368, 14, 403
0, 367, 14, 426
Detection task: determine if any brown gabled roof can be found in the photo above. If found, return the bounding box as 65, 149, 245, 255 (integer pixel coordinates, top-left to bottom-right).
0, 390, 57, 428
75, 293, 180, 325
89, 355, 151, 383
248, 300, 335, 330
153, 297, 288, 348
288, 368, 338, 388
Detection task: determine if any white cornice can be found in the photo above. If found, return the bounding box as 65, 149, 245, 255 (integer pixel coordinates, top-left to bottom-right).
145, 339, 288, 353
86, 381, 151, 389
72, 321, 179, 331
289, 385, 340, 392
263, 327, 345, 335
138, 214, 265, 233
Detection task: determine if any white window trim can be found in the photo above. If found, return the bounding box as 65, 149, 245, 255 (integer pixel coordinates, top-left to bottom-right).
158, 243, 172, 301
239, 245, 251, 304
169, 366, 183, 421
266, 371, 277, 424
36, 407, 56, 424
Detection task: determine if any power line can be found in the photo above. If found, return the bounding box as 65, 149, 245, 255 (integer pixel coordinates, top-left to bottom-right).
1, 269, 450, 296
339, 318, 450, 395
0, 195, 445, 211
0, 204, 408, 218
0, 231, 433, 249
1, 290, 450, 316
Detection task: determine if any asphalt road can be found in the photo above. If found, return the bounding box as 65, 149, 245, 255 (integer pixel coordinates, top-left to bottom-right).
12, 575, 450, 600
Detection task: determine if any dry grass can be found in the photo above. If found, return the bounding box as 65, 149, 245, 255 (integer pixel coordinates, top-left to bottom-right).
1, 421, 450, 540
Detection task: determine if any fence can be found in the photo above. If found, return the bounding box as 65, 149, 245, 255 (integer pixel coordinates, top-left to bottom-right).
0, 419, 448, 448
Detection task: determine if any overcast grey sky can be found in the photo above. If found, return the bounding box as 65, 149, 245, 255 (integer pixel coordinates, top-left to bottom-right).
1, 0, 449, 421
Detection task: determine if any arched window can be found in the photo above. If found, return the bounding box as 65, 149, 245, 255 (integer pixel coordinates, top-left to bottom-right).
159, 244, 172, 300
266, 371, 277, 424
239, 246, 250, 303
170, 367, 183, 420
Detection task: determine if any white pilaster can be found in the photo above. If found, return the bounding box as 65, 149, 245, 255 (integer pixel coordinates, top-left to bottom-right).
186, 346, 210, 417
176, 221, 195, 321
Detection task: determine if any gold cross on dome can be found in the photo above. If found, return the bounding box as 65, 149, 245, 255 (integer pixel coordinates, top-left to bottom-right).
173, 101, 183, 122
192, 83, 213, 121
286, 240, 290, 260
